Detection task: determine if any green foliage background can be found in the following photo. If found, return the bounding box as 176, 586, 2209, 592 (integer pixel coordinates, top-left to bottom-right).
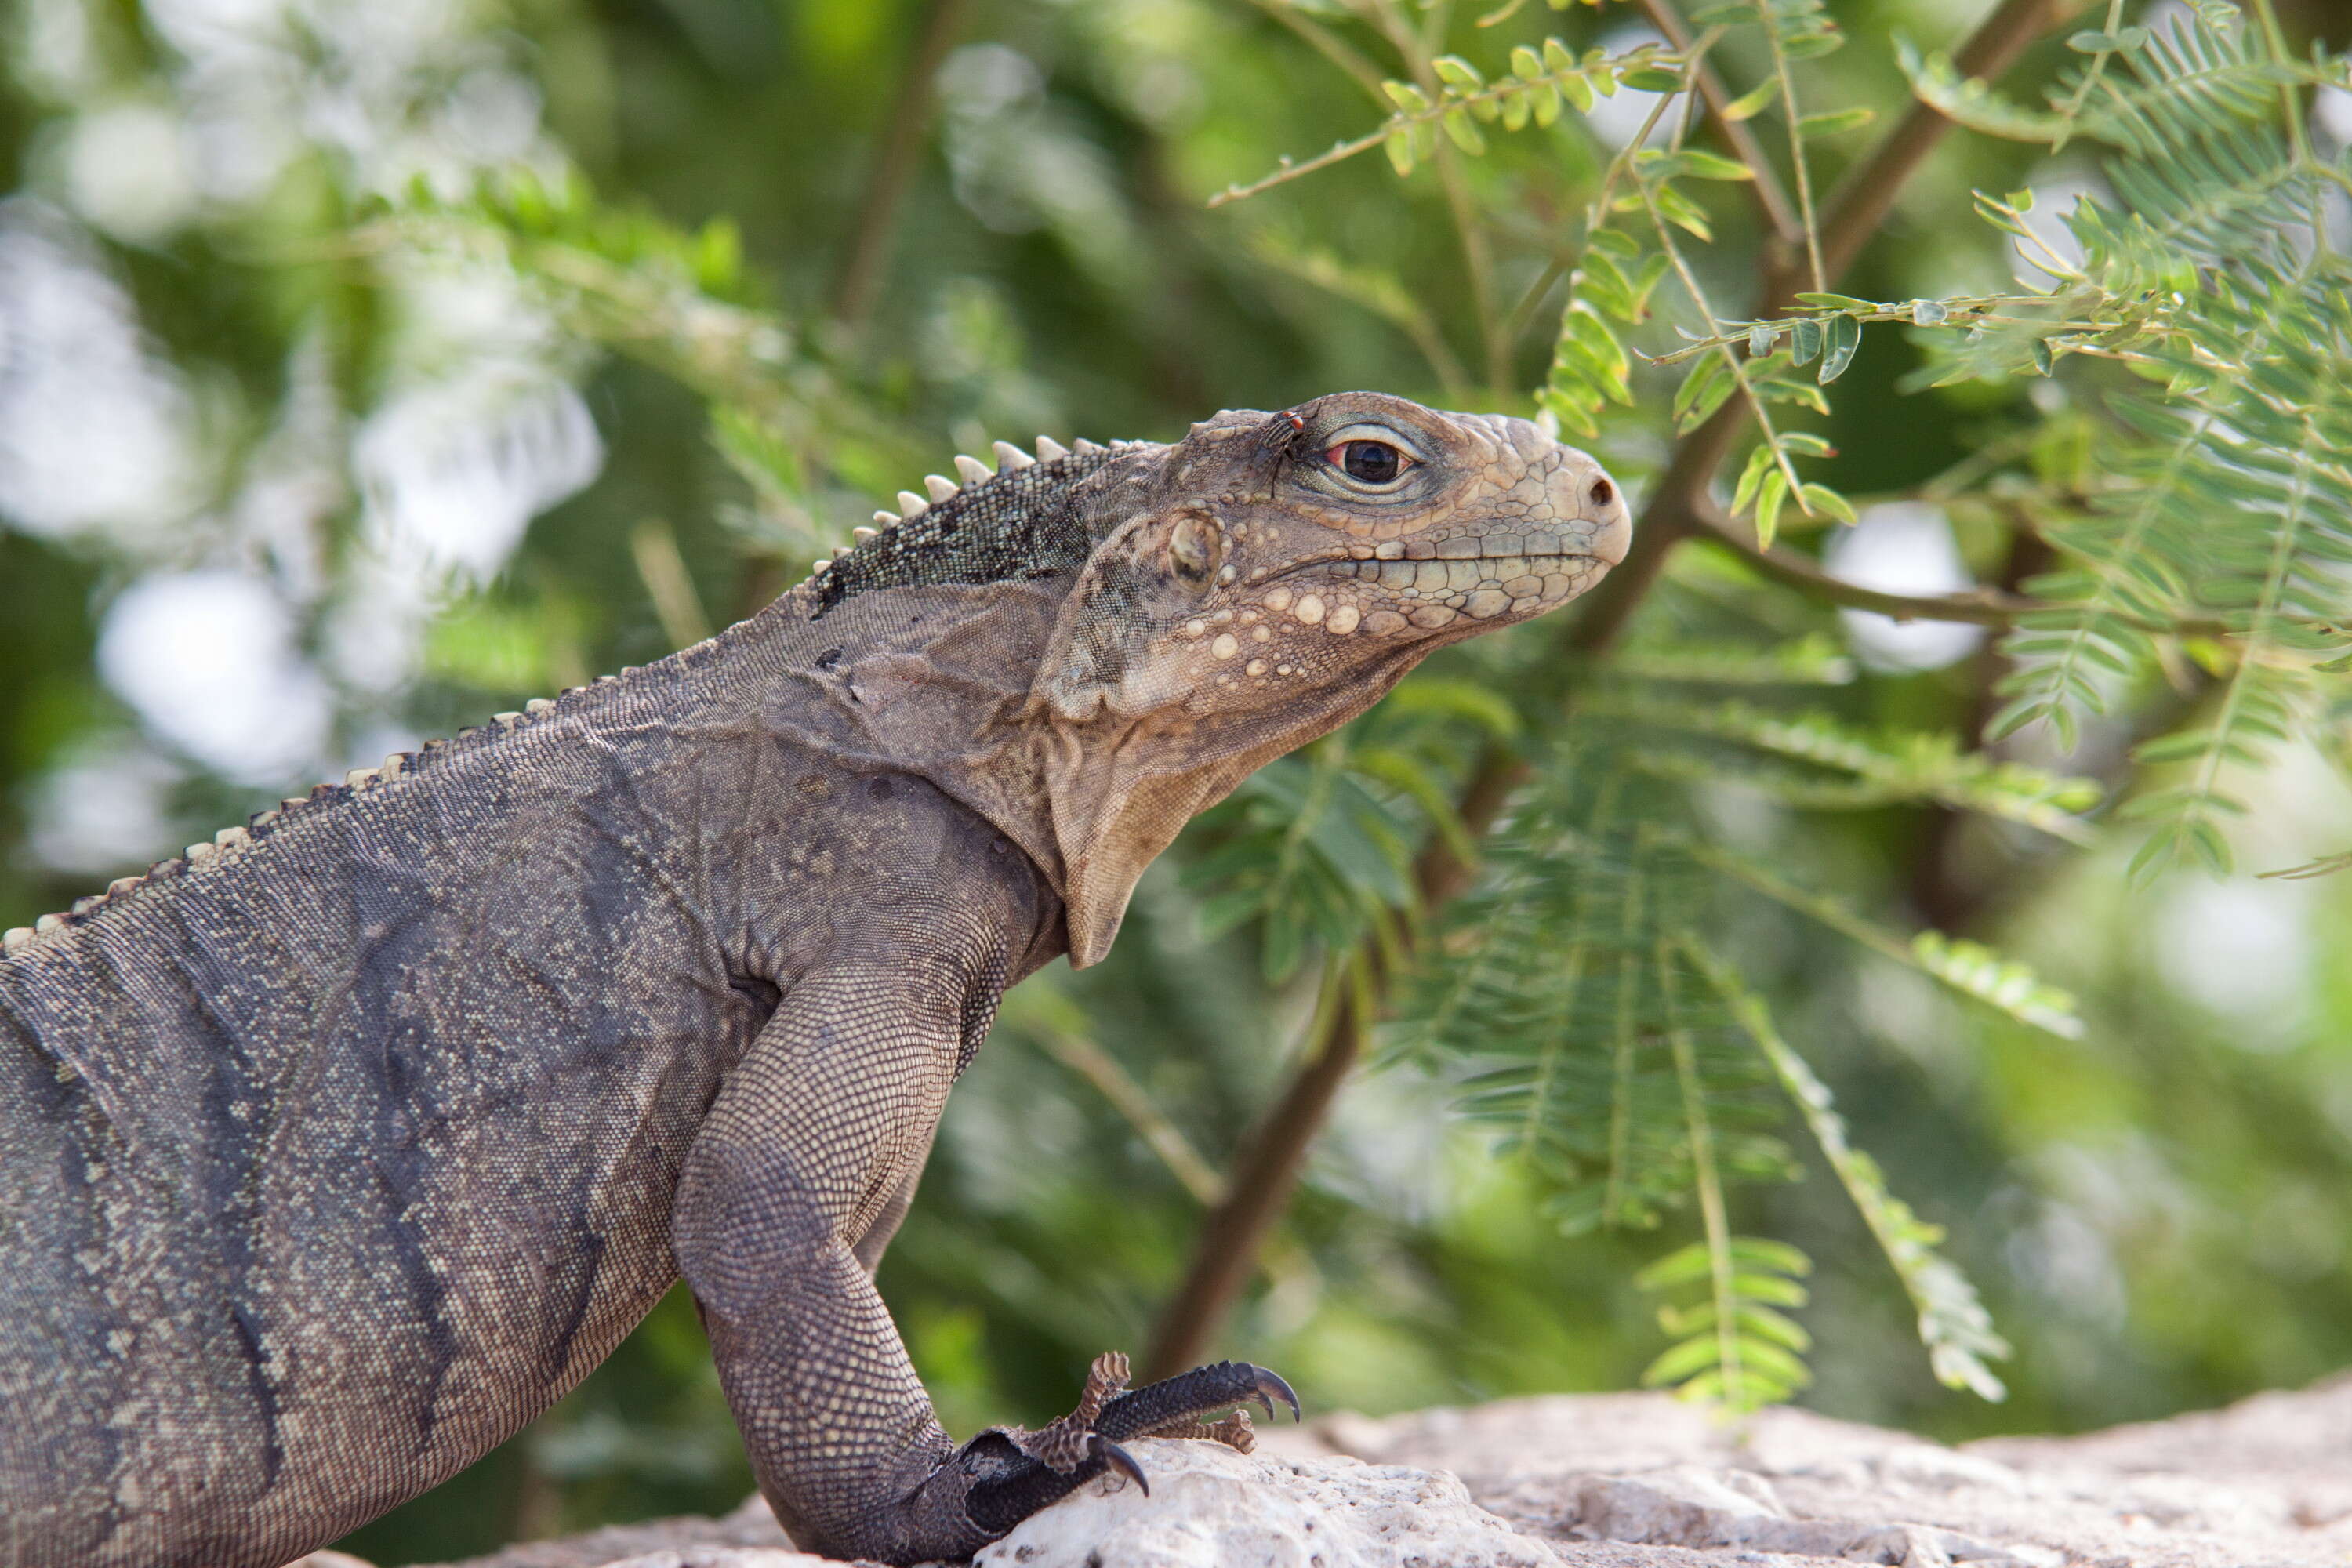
3, 0, 2352, 1559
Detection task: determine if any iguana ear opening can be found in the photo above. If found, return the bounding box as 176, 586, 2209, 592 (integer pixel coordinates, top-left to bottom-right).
1031, 507, 1217, 725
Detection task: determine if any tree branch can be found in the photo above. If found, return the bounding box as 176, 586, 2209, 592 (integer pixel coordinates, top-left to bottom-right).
1142, 984, 1366, 1380
1142, 0, 2078, 1378
1691, 506, 2042, 626
828, 0, 974, 331
1693, 501, 2262, 637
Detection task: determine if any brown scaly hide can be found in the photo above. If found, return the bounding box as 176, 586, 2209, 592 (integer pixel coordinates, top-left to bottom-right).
0, 393, 1625, 1566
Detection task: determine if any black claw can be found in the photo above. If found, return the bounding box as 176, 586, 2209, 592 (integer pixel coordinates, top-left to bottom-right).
1250, 1364, 1302, 1423
1093, 1433, 1149, 1496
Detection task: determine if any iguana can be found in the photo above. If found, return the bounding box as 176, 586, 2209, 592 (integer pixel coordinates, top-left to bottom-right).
0, 391, 1628, 1567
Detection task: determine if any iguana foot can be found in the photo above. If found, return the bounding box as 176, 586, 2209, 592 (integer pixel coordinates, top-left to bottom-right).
956, 1352, 1300, 1538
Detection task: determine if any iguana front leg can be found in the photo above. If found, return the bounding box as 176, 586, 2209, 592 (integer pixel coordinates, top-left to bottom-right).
672, 953, 982, 1560
671, 951, 1297, 1563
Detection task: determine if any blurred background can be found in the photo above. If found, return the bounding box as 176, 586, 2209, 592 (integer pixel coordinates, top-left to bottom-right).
3, 0, 2351, 1560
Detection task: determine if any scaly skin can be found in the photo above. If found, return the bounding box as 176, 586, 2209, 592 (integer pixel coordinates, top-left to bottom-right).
0, 393, 1627, 1566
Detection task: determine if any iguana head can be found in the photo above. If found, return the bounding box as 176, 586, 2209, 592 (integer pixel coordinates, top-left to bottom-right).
1025, 391, 1628, 963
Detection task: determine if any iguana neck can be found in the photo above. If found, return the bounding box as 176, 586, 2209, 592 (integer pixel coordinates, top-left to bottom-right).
740, 567, 1426, 969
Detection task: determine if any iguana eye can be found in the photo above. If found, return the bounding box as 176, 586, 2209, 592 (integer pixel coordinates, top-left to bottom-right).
1169, 512, 1223, 584
1325, 439, 1413, 485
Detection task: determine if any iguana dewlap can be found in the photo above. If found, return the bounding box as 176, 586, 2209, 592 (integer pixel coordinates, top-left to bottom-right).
0, 393, 1628, 1566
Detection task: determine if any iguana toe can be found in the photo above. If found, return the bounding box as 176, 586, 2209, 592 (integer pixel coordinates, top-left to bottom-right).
1097, 1358, 1300, 1440
956, 1353, 1300, 1539
1143, 1406, 1256, 1453
1006, 1350, 1132, 1472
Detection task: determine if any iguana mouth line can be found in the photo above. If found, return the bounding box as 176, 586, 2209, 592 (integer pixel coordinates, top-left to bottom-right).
1264, 546, 1601, 586
1267, 547, 1605, 586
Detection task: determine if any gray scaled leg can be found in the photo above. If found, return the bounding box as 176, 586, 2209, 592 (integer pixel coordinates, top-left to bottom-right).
671, 950, 1300, 1564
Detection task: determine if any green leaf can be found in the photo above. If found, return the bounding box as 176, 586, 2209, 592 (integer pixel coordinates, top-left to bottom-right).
1796, 106, 1876, 136
1690, 940, 2012, 1402
1385, 129, 1416, 176
1818, 314, 1861, 383
1791, 318, 1823, 364
1650, 183, 1713, 241
1383, 80, 1431, 112
1730, 443, 1777, 516
1798, 483, 1857, 524
1671, 351, 1736, 432
1794, 292, 1881, 310
1432, 55, 1486, 90
1633, 1240, 1716, 1290
1442, 107, 1488, 154
1755, 469, 1791, 549
1722, 78, 1779, 121
1677, 149, 1756, 181
1621, 67, 1686, 93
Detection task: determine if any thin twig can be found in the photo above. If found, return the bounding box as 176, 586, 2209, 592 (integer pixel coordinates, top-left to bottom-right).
1031, 1028, 1229, 1207
1755, 0, 1827, 291
1241, 0, 1392, 103
1637, 0, 1804, 248
1639, 183, 1810, 513
1368, 0, 1505, 392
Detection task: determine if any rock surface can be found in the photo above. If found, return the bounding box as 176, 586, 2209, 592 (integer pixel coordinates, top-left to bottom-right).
371, 1372, 2352, 1568
972, 1436, 1558, 1568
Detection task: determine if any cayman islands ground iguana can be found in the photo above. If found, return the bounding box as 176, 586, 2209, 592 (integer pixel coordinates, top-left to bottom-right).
0, 392, 1628, 1567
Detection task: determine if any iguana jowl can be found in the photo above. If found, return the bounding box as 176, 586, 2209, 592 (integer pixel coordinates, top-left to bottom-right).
0, 392, 1628, 1566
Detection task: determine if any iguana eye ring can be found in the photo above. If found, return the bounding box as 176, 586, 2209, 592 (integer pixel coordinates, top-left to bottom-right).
1324, 439, 1413, 486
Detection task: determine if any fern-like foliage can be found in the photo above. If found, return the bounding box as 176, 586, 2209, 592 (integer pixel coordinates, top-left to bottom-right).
1398, 655, 2063, 1399
1941, 11, 2352, 879
1637, 1234, 1815, 1410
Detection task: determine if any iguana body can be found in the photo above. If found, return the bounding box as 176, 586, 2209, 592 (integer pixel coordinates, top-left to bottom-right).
0, 394, 1627, 1566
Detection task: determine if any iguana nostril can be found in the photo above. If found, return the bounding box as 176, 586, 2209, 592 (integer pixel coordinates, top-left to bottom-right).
1592, 477, 1615, 506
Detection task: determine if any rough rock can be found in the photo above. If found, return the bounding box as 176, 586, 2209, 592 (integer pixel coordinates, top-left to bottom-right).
1263, 1374, 2352, 1566
971, 1436, 1559, 1568
403, 1372, 2352, 1568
